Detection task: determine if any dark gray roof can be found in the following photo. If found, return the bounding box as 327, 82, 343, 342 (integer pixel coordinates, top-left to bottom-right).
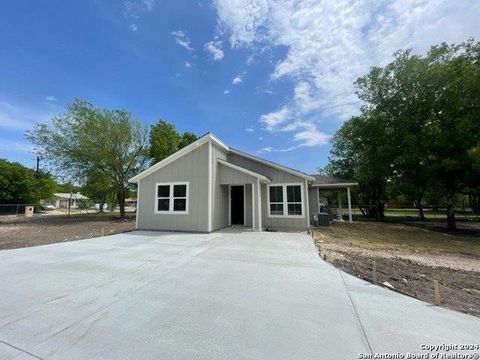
310, 175, 358, 187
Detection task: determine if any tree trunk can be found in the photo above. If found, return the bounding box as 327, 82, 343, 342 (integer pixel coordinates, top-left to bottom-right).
469, 194, 480, 215
117, 188, 126, 219
416, 191, 425, 220
446, 192, 456, 231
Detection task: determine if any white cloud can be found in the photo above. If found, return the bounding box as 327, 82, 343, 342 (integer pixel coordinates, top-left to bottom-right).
123, 0, 156, 18
44, 96, 57, 102
212, 0, 480, 148
260, 146, 273, 153
245, 127, 254, 132
185, 61, 192, 68
204, 40, 224, 61
172, 30, 193, 51
0, 139, 34, 155
224, 89, 230, 95
232, 75, 242, 85
259, 106, 289, 131
293, 129, 330, 147
0, 101, 58, 131
129, 23, 138, 32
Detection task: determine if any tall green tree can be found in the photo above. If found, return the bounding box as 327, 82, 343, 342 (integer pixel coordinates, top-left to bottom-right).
0, 159, 56, 204
149, 120, 197, 163
327, 39, 480, 229
26, 100, 149, 218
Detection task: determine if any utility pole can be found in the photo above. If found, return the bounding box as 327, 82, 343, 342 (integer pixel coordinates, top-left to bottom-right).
36, 155, 40, 176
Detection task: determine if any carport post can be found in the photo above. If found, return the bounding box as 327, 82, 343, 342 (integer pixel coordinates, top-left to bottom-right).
337, 191, 342, 221
347, 187, 352, 223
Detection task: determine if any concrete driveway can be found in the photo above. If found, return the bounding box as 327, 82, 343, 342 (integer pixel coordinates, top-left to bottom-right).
0, 230, 478, 360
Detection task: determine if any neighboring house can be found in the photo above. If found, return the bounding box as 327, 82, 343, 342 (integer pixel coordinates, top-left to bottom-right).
129, 133, 357, 232
53, 192, 89, 209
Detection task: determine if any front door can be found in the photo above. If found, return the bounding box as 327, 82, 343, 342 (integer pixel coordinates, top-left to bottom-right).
230, 186, 244, 225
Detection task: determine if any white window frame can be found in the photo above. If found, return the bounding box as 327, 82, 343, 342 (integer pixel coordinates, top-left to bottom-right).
267, 183, 305, 218
154, 182, 189, 215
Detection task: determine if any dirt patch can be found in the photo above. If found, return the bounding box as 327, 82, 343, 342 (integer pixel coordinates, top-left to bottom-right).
313, 222, 480, 317
0, 213, 135, 250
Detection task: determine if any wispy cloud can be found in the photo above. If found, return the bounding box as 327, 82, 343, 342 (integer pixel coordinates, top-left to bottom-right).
0, 138, 34, 155
123, 0, 156, 19
129, 23, 138, 32
212, 0, 480, 149
172, 30, 194, 51
185, 61, 192, 68
204, 40, 224, 61
223, 89, 230, 95
44, 96, 58, 102
232, 75, 242, 85
245, 127, 254, 132
0, 101, 58, 131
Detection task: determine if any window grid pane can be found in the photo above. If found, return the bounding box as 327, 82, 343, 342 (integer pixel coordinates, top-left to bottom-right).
157, 185, 170, 198
173, 184, 187, 197
173, 199, 186, 211
157, 198, 170, 211
269, 186, 283, 202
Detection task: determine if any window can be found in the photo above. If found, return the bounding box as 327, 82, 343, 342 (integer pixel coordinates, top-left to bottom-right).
155, 182, 189, 214
267, 184, 303, 217
269, 186, 284, 215
287, 185, 302, 215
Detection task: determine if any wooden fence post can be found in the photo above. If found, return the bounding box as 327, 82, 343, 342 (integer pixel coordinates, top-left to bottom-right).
433, 280, 441, 305
372, 261, 378, 284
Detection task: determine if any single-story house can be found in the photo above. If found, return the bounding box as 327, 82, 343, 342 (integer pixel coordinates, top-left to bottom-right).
53, 192, 89, 209
129, 133, 357, 232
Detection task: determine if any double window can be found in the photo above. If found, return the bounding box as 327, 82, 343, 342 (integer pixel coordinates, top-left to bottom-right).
155, 182, 189, 214
268, 184, 304, 217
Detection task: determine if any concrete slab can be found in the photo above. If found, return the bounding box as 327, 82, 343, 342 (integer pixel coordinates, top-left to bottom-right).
0, 230, 478, 359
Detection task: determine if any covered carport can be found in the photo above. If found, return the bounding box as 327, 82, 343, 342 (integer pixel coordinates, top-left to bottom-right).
309, 175, 359, 223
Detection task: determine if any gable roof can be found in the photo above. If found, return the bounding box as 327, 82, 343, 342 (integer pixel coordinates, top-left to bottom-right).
229, 148, 315, 181
129, 132, 314, 183
217, 158, 271, 183
129, 133, 227, 183
54, 192, 89, 200
310, 174, 358, 188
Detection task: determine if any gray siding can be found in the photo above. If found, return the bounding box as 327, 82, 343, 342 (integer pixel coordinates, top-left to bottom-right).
227, 153, 308, 231
245, 184, 253, 227
211, 144, 229, 231
308, 187, 319, 225
137, 143, 209, 232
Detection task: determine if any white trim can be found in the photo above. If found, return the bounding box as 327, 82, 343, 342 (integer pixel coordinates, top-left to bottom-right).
217, 158, 271, 183
229, 148, 315, 181
267, 183, 305, 218
304, 179, 310, 228
154, 182, 189, 215
347, 187, 353, 223
135, 182, 140, 229
228, 185, 231, 226
207, 141, 213, 232
228, 185, 246, 226
257, 179, 262, 230
310, 183, 359, 188
129, 133, 229, 183
251, 183, 255, 230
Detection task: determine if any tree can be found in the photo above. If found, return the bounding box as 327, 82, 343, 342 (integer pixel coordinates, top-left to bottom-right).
26, 100, 149, 218
149, 120, 197, 163
0, 159, 55, 204
82, 170, 114, 212
326, 112, 395, 220
327, 39, 480, 230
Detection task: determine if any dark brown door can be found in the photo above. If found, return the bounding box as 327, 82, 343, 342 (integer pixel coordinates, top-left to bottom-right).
230, 186, 244, 225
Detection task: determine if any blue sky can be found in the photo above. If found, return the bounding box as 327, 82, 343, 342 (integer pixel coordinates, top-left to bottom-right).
1, 1, 479, 174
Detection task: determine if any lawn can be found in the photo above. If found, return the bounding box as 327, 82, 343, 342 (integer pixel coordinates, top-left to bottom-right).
0, 212, 135, 250
312, 221, 480, 316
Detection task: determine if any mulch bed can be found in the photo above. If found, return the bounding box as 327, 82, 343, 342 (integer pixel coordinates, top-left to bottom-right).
315, 244, 480, 317
0, 214, 135, 250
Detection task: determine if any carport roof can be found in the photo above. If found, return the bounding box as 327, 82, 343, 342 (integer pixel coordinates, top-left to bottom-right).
310, 175, 358, 188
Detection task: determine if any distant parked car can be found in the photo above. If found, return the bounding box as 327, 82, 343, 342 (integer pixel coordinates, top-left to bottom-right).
42, 204, 55, 211
94, 203, 108, 211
